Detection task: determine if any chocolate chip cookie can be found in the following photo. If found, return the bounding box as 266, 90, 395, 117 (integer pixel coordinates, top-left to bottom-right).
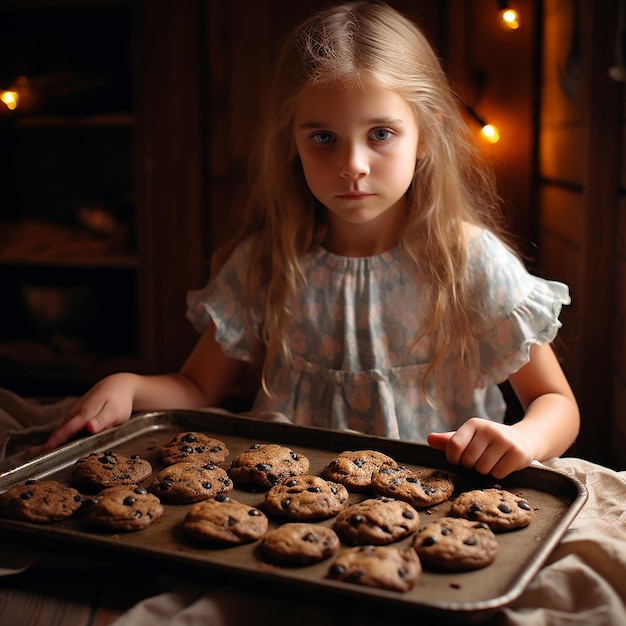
0, 479, 83, 523
327, 544, 422, 592
183, 495, 268, 545
413, 516, 498, 570
228, 443, 310, 488
372, 466, 454, 508
260, 522, 340, 564
449, 488, 533, 531
71, 450, 152, 490
321, 450, 398, 492
83, 485, 164, 532
333, 496, 419, 545
160, 431, 229, 466
263, 474, 349, 521
150, 462, 233, 503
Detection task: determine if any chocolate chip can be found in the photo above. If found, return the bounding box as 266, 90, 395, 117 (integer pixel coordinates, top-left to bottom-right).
329, 564, 345, 577
256, 463, 271, 472
398, 567, 410, 578
19, 491, 32, 500
133, 511, 143, 518
134, 486, 148, 495
498, 504, 512, 514
281, 498, 291, 510
464, 537, 478, 546
285, 479, 298, 487
181, 446, 194, 454
421, 535, 437, 546
248, 509, 262, 516
349, 514, 364, 527
25, 479, 36, 485
402, 510, 415, 520
307, 487, 321, 493
123, 496, 136, 506
518, 501, 531, 511
215, 495, 230, 503
226, 516, 237, 526
182, 433, 197, 443
303, 532, 317, 543
353, 459, 365, 468
202, 482, 212, 490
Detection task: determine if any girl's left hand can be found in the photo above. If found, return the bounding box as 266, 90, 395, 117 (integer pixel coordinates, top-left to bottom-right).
427, 418, 534, 479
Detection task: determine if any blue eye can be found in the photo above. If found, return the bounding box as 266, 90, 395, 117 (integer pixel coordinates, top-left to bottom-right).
371, 129, 391, 141
313, 132, 334, 145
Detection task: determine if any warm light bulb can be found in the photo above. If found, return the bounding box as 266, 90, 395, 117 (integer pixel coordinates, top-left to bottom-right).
481, 124, 500, 143
0, 90, 18, 110
500, 8, 520, 29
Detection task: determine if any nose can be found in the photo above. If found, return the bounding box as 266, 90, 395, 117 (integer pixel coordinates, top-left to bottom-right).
339, 142, 370, 179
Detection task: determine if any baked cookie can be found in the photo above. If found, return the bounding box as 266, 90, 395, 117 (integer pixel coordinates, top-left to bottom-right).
321, 450, 398, 492
228, 443, 310, 488
372, 466, 454, 509
327, 544, 421, 592
183, 494, 268, 545
83, 485, 164, 532
150, 462, 233, 503
160, 431, 229, 466
71, 450, 152, 490
260, 522, 341, 565
263, 474, 349, 521
333, 496, 419, 545
413, 517, 498, 571
450, 488, 533, 531
0, 479, 83, 523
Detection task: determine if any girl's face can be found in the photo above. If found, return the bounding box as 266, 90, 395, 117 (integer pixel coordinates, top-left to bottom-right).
293, 81, 422, 253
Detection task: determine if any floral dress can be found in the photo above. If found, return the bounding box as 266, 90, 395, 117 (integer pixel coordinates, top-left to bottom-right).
186, 229, 570, 443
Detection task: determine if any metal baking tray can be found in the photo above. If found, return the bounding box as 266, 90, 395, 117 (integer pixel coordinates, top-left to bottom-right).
0, 410, 588, 622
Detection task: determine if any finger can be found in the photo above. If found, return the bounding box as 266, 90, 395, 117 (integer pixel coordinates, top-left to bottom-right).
471, 444, 507, 476
443, 424, 478, 466
43, 414, 91, 451
426, 431, 453, 451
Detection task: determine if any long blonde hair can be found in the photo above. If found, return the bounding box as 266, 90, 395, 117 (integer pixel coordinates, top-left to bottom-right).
212, 1, 507, 400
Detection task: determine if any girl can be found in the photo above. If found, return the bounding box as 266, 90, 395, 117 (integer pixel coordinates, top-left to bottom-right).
44, 1, 579, 479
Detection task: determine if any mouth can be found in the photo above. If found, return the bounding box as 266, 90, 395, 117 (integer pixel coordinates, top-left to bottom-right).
336, 192, 374, 200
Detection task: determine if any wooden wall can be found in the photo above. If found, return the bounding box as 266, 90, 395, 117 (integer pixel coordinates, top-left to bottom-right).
612, 65, 626, 467
538, 0, 623, 467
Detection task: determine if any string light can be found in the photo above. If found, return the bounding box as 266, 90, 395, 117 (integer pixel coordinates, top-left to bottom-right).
0, 90, 18, 110
497, 1, 520, 30
464, 103, 500, 144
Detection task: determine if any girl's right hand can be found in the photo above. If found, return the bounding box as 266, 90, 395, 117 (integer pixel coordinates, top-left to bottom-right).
42, 372, 138, 451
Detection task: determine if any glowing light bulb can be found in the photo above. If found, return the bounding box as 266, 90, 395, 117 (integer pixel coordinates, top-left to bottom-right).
500, 8, 520, 29
481, 123, 500, 143
0, 90, 18, 110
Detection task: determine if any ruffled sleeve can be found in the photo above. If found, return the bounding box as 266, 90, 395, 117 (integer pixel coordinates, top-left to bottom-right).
468, 230, 571, 386
185, 237, 264, 364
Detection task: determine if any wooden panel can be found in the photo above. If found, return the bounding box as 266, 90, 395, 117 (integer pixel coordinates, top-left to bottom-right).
538, 185, 584, 246
541, 0, 584, 126
613, 256, 626, 382
622, 122, 626, 190
617, 194, 626, 256
538, 125, 584, 184
536, 234, 582, 392
610, 375, 626, 469
134, 0, 206, 372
